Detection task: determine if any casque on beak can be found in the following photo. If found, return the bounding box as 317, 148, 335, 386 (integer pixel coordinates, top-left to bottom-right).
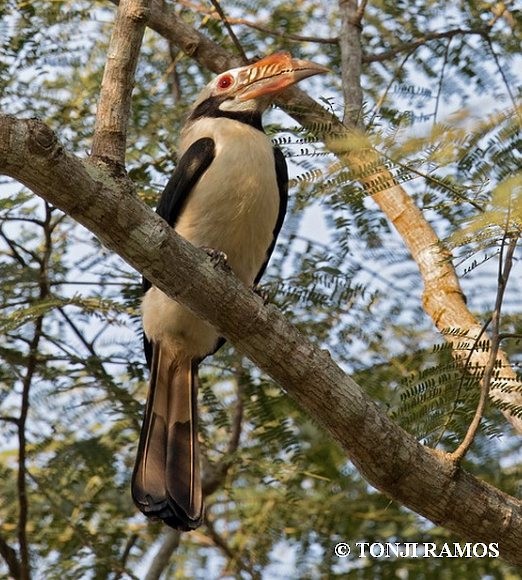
236, 52, 329, 101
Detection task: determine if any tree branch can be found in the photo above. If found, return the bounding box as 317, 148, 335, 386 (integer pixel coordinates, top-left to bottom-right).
91, 0, 149, 168
131, 3, 522, 431
174, 1, 494, 62
205, 514, 259, 579
339, 0, 364, 128
208, 0, 248, 62
331, 0, 522, 431
1, 114, 521, 565
108, 0, 332, 133
364, 26, 491, 63
451, 234, 519, 462
14, 202, 55, 580
0, 533, 21, 579
144, 529, 181, 580
356, 147, 522, 432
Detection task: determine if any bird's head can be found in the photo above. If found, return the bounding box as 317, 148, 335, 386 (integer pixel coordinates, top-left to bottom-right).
189, 52, 329, 124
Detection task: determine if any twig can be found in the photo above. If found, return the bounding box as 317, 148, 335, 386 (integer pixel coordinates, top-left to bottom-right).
364, 27, 492, 64
484, 36, 519, 114
433, 37, 451, 124
201, 369, 245, 496
208, 0, 248, 63
113, 533, 139, 580
367, 48, 417, 129
15, 204, 53, 579
91, 0, 149, 168
356, 0, 369, 23
498, 333, 522, 342
25, 471, 139, 579
167, 43, 182, 102
0, 533, 21, 579
0, 415, 20, 425
433, 317, 492, 448
205, 514, 260, 579
180, 0, 493, 62
451, 231, 519, 462
227, 366, 245, 455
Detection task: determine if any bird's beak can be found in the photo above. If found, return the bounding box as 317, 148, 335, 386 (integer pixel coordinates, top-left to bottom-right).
236, 52, 329, 101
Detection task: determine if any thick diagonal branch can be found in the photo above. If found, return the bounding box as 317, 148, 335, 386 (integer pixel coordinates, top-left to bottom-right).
123, 0, 521, 432
1, 115, 521, 565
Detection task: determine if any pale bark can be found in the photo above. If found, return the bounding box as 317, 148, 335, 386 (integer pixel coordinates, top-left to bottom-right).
336, 0, 521, 433
0, 114, 521, 566
145, 529, 180, 580
91, 0, 149, 167
130, 0, 522, 433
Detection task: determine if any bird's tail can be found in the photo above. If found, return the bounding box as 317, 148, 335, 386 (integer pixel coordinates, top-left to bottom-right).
132, 345, 203, 530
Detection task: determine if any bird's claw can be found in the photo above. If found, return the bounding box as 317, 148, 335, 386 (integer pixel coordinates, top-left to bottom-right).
201, 246, 230, 270
253, 284, 270, 304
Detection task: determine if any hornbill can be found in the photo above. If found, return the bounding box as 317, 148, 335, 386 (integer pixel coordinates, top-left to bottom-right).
132, 52, 328, 531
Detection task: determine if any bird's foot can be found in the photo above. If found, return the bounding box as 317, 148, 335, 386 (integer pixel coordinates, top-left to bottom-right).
253, 284, 270, 304
201, 247, 230, 271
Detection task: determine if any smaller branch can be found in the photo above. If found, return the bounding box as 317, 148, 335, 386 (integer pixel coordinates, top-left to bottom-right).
209, 16, 336, 44
17, 328, 43, 580
237, 24, 337, 45
227, 367, 245, 455
57, 306, 117, 387
15, 206, 53, 580
201, 370, 245, 496
487, 1, 511, 28
484, 36, 519, 113
167, 43, 182, 103
0, 227, 27, 268
0, 228, 34, 266
177, 0, 337, 44
204, 515, 234, 561
25, 471, 139, 579
434, 317, 492, 448
356, 0, 369, 23
205, 514, 260, 579
364, 27, 491, 64
339, 0, 364, 127
91, 0, 149, 168
367, 49, 416, 129
113, 533, 139, 580
0, 415, 20, 425
195, 17, 492, 59
144, 529, 181, 580
451, 234, 519, 462
433, 38, 452, 124
208, 0, 248, 63
0, 533, 21, 580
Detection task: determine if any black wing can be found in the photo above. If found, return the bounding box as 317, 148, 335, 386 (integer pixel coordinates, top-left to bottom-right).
143, 137, 215, 367
155, 138, 216, 228
253, 146, 289, 284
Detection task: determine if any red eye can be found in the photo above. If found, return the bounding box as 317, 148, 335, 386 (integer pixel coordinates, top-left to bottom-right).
217, 74, 233, 89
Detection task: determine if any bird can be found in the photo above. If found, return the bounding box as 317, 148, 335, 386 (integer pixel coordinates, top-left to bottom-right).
132, 52, 328, 531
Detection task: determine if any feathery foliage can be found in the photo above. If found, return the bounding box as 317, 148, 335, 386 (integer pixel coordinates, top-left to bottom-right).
1, 0, 521, 577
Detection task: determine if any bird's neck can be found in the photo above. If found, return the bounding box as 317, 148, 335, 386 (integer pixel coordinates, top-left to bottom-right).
188, 96, 264, 132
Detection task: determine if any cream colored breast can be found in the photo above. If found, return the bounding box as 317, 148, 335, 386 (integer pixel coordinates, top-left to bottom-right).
142, 117, 282, 358
176, 117, 280, 285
